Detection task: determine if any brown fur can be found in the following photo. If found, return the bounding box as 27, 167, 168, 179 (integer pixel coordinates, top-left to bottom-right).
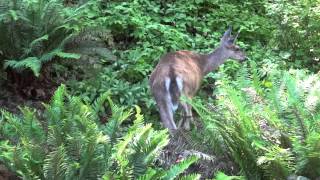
150, 50, 206, 98
149, 28, 247, 132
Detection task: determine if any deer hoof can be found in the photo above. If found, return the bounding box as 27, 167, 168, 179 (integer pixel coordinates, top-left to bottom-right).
169, 128, 179, 136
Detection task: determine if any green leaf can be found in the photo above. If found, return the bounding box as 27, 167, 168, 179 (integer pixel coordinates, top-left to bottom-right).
56, 52, 81, 59
178, 173, 201, 180
9, 10, 18, 20
4, 57, 41, 76
214, 172, 245, 180
30, 35, 49, 48
279, 51, 291, 60
162, 156, 198, 180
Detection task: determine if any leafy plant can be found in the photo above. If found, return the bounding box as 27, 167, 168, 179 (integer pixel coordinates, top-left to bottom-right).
214, 172, 244, 180
67, 0, 274, 121
188, 63, 320, 179
0, 85, 198, 179
265, 0, 320, 70
0, 0, 102, 76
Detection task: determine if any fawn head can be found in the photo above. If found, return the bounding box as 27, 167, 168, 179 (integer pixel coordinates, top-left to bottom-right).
220, 27, 247, 62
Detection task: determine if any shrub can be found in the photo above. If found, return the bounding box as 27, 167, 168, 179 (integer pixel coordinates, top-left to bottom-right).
189, 63, 320, 179
0, 0, 102, 76
0, 85, 199, 179
67, 0, 275, 119
265, 0, 320, 70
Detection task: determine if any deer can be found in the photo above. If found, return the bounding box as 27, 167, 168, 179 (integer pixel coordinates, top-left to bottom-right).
149, 27, 247, 133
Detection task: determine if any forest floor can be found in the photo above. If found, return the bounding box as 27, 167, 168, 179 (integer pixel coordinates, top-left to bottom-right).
0, 86, 44, 114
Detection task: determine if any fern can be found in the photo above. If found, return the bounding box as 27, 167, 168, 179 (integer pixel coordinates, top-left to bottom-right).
92, 91, 111, 114
136, 169, 158, 180
214, 172, 245, 180
103, 97, 133, 144
0, 85, 197, 179
43, 145, 69, 180
257, 146, 295, 178
178, 173, 201, 180
4, 57, 41, 76
0, 0, 100, 76
162, 156, 198, 180
192, 64, 320, 179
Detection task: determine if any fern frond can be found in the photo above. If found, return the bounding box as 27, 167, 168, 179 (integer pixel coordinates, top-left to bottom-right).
56, 51, 81, 59
143, 129, 169, 164
136, 168, 157, 180
129, 124, 156, 177
103, 100, 132, 144
178, 173, 201, 180
51, 84, 66, 106
162, 155, 198, 180
26, 34, 49, 55
214, 171, 245, 180
44, 145, 69, 180
0, 108, 23, 138
179, 150, 216, 162
0, 140, 15, 169
0, 80, 193, 179
4, 57, 41, 76
92, 91, 111, 114
19, 107, 45, 144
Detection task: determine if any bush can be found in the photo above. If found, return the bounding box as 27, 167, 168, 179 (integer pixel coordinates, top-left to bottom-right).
67, 0, 275, 117
0, 0, 102, 76
265, 0, 320, 71
189, 63, 320, 179
0, 85, 199, 179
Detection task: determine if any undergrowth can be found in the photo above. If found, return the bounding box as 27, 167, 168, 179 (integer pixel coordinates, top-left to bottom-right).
189, 62, 320, 179
0, 85, 199, 180
1, 0, 320, 179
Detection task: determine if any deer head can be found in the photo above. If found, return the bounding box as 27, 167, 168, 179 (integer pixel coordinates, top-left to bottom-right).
219, 27, 247, 62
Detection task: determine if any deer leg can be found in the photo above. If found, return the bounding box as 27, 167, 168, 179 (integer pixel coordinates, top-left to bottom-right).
180, 103, 193, 130
177, 104, 185, 128
157, 98, 177, 134
177, 116, 184, 128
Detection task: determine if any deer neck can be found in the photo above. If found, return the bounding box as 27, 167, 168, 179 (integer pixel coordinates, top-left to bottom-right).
202, 47, 228, 75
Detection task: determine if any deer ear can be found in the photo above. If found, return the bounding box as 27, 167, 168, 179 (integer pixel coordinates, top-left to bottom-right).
221, 27, 232, 43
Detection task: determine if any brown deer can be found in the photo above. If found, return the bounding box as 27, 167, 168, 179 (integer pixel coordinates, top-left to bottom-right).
149, 27, 247, 133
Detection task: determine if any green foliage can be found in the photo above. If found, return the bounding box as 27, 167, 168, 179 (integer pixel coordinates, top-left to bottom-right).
214, 172, 244, 180
177, 173, 201, 180
265, 0, 320, 70
189, 63, 320, 179
161, 156, 198, 180
1, 0, 320, 179
67, 0, 275, 119
0, 0, 102, 76
0, 85, 198, 179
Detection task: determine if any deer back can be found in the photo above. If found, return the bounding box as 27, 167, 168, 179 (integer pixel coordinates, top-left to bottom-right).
149, 50, 207, 98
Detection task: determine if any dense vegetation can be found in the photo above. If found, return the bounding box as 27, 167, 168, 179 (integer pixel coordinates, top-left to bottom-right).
0, 0, 319, 179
